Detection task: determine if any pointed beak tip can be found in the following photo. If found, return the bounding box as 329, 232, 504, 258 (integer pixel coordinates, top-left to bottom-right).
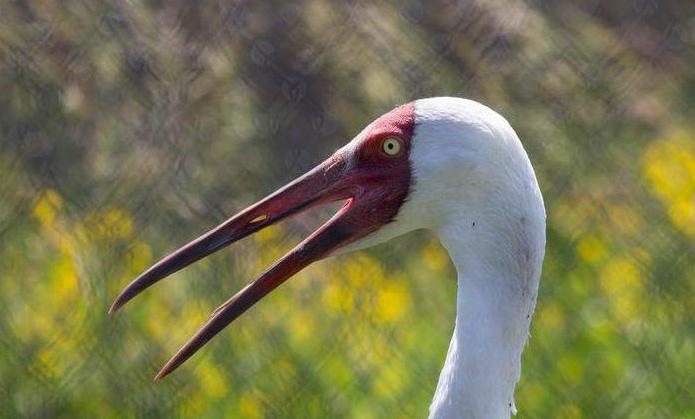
111, 152, 365, 377
154, 366, 171, 382
108, 295, 127, 315
109, 284, 141, 314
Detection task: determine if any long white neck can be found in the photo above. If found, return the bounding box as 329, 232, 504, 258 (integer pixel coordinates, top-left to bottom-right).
428, 206, 545, 419
365, 97, 547, 417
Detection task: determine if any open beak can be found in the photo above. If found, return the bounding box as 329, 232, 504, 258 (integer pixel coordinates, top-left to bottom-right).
109, 148, 385, 380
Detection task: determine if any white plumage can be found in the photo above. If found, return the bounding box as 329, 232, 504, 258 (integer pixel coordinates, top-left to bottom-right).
111, 97, 546, 419
359, 98, 546, 418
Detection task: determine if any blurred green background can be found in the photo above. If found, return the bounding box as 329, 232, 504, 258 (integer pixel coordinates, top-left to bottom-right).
1, 0, 694, 418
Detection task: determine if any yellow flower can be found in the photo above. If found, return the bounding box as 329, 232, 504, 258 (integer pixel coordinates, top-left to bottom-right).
599, 257, 644, 322
643, 129, 695, 236
576, 234, 606, 264
195, 361, 229, 399
375, 277, 410, 323
33, 189, 63, 227
238, 391, 263, 419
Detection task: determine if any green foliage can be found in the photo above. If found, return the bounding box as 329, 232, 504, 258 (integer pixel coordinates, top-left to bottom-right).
1, 1, 693, 418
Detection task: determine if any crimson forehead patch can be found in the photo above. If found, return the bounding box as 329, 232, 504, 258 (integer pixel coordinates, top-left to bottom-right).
362, 102, 416, 142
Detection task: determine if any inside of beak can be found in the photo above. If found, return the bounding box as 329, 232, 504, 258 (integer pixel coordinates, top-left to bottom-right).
154, 199, 361, 380
109, 154, 371, 380
109, 156, 346, 314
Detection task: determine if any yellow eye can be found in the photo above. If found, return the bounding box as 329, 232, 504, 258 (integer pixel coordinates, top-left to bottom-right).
382, 137, 402, 156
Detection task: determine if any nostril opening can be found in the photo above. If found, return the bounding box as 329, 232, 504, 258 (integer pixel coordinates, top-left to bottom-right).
248, 214, 269, 227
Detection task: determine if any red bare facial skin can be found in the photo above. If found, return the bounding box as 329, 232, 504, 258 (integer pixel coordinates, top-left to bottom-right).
344, 102, 415, 228
109, 102, 415, 380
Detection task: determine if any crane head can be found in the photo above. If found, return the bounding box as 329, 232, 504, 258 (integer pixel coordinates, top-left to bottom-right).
110, 102, 418, 380
110, 96, 543, 381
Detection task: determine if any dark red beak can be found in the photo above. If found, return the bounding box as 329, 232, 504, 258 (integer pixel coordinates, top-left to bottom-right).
110, 152, 403, 380
110, 103, 415, 380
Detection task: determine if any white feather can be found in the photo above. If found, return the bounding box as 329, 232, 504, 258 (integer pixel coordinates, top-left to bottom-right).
413, 98, 545, 419
344, 97, 546, 418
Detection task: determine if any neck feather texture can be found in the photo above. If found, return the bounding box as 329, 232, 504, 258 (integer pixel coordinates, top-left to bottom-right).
428, 210, 545, 419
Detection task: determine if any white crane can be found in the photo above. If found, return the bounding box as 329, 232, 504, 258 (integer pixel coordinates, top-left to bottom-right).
110, 97, 546, 419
